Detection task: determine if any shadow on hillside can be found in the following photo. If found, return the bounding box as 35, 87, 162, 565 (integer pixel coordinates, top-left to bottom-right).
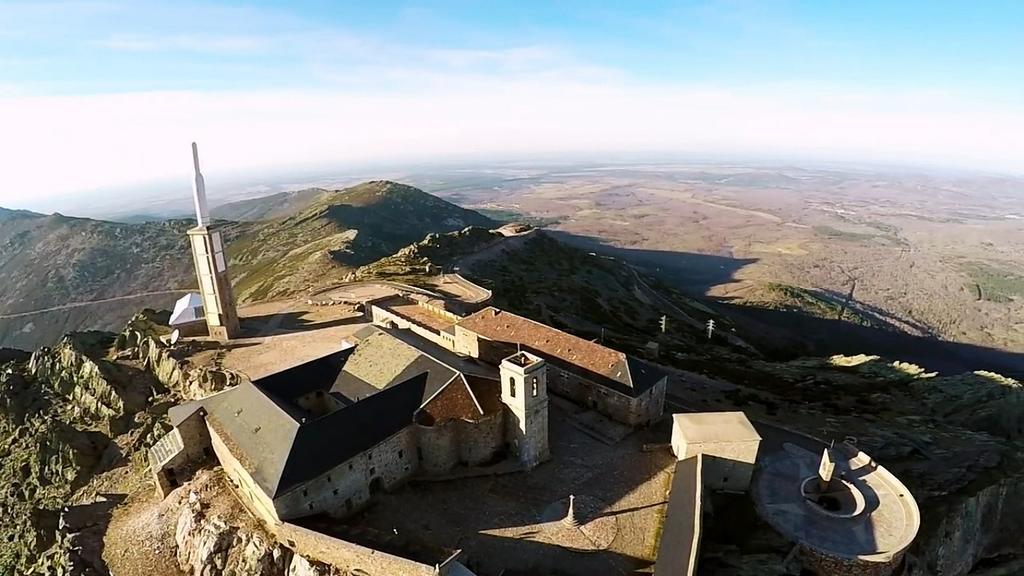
61, 493, 125, 575
724, 304, 1024, 377
547, 230, 1024, 378
549, 230, 757, 294
241, 311, 365, 337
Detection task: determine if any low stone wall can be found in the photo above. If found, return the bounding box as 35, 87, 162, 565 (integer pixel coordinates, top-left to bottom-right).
370, 305, 449, 348
655, 455, 703, 576
801, 547, 902, 576
278, 522, 464, 576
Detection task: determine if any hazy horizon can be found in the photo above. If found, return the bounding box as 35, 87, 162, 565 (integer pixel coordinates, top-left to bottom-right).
2, 1, 1023, 208
7, 153, 1024, 220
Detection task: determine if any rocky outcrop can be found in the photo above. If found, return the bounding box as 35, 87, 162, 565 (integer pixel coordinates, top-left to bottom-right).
914, 475, 1024, 575
175, 492, 339, 576
118, 334, 242, 400
28, 335, 124, 425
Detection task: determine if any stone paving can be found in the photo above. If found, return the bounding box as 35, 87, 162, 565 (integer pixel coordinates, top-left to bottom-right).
345, 401, 676, 575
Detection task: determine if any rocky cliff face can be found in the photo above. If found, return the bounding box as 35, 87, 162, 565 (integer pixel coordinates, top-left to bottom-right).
0, 332, 150, 573
175, 492, 337, 576
913, 476, 1024, 575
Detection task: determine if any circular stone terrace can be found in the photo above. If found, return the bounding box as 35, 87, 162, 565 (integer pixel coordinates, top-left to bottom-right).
752, 442, 920, 566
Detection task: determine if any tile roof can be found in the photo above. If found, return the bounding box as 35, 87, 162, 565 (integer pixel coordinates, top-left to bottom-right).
456, 307, 665, 397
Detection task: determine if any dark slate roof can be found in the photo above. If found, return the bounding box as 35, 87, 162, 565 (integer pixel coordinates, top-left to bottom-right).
330, 371, 381, 402
203, 381, 301, 496
255, 347, 355, 402
277, 372, 426, 496
200, 373, 427, 498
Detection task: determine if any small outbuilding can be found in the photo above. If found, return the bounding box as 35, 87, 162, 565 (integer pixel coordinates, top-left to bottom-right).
671, 411, 761, 492
169, 293, 208, 336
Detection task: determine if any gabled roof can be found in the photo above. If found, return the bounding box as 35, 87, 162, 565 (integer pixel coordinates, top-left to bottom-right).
333, 326, 458, 405
203, 381, 301, 496
278, 373, 426, 495
255, 346, 355, 403
456, 307, 666, 397
201, 373, 427, 498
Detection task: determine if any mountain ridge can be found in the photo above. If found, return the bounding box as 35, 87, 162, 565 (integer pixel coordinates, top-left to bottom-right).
0, 181, 496, 348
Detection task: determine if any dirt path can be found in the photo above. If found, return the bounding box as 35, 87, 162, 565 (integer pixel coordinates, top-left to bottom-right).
0, 290, 192, 320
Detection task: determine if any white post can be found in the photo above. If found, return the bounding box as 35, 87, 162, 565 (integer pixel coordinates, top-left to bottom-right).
191, 142, 209, 227
564, 494, 579, 527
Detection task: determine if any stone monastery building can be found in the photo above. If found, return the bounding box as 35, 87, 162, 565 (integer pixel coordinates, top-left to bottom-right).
150, 301, 668, 525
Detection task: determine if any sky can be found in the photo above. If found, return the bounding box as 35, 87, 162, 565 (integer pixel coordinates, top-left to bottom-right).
1, 0, 1022, 209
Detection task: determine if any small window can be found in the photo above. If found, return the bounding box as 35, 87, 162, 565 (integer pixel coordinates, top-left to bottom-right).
509, 377, 516, 398
327, 475, 332, 483
302, 489, 308, 497
531, 376, 538, 397
332, 489, 338, 496
398, 450, 404, 459
369, 466, 376, 475
418, 447, 424, 461
349, 463, 353, 470
307, 502, 313, 510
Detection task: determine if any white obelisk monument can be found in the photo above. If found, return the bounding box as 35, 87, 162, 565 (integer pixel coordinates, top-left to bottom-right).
186, 142, 240, 341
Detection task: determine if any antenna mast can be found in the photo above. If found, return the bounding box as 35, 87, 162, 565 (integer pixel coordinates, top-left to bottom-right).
191, 142, 210, 227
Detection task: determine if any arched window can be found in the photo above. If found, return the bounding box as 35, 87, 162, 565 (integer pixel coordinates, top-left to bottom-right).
531, 376, 539, 397
509, 377, 516, 398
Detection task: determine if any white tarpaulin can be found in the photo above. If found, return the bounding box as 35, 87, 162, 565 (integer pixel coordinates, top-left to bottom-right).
169, 293, 204, 325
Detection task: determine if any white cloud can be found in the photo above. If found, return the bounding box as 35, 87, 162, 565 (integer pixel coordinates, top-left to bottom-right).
95, 33, 271, 54
0, 78, 1021, 206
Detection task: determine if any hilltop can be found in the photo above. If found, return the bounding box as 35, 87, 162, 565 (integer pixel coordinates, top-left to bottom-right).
211, 188, 326, 222
227, 181, 496, 301
0, 181, 496, 349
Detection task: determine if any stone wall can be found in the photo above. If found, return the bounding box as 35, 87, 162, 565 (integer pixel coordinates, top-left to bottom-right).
278, 522, 464, 576
152, 410, 214, 497
457, 411, 504, 465
370, 305, 449, 348
209, 422, 281, 525
547, 365, 665, 427
274, 428, 419, 521
453, 325, 481, 359
416, 422, 460, 475
415, 411, 505, 475
801, 546, 902, 576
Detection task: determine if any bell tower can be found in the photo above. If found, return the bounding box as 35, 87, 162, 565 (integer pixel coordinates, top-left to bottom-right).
500, 351, 550, 468
186, 142, 240, 341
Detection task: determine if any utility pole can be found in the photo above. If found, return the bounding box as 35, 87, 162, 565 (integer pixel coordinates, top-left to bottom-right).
659, 315, 668, 334
706, 319, 716, 340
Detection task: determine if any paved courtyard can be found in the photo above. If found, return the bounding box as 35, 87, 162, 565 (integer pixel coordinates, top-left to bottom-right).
341, 399, 677, 576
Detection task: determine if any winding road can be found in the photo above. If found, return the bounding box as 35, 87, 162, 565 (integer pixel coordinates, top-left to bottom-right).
0, 290, 192, 320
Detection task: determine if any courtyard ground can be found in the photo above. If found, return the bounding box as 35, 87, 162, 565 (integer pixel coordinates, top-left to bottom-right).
336, 398, 678, 576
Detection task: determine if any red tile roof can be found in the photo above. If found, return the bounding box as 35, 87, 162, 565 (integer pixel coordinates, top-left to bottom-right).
456, 307, 664, 396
